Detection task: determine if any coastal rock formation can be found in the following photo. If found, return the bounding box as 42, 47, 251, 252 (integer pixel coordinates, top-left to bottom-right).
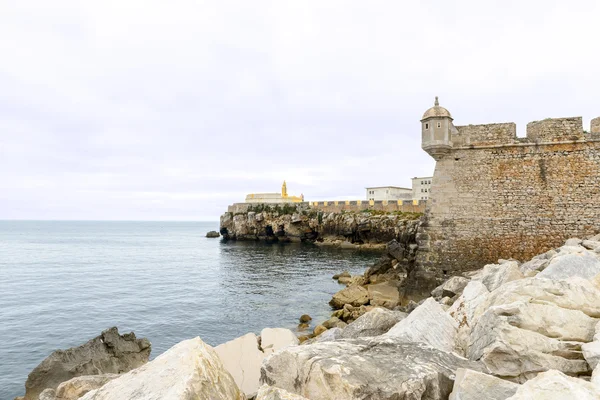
206, 231, 220, 238
79, 337, 244, 400
220, 204, 421, 247
329, 285, 369, 309
22, 327, 150, 400
215, 328, 298, 397
260, 339, 485, 400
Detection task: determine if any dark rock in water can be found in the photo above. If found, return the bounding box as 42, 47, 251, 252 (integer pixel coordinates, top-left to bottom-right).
206, 231, 220, 238
299, 314, 312, 323
22, 327, 151, 400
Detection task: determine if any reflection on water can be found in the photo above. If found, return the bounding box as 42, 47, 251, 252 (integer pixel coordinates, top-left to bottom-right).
0, 221, 380, 399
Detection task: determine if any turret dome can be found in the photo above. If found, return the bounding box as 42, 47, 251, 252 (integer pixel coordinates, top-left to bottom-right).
421, 96, 452, 121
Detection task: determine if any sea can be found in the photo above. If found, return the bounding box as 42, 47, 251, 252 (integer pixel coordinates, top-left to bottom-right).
0, 220, 379, 399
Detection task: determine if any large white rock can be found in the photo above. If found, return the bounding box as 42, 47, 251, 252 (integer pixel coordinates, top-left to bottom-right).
447, 281, 490, 355
467, 278, 600, 380
340, 307, 407, 339
255, 385, 309, 400
537, 250, 600, 280
506, 369, 600, 400
471, 262, 524, 292
260, 328, 299, 356
80, 337, 245, 400
261, 338, 485, 400
215, 333, 265, 397
449, 368, 519, 400
215, 329, 298, 397
55, 374, 118, 400
385, 298, 458, 353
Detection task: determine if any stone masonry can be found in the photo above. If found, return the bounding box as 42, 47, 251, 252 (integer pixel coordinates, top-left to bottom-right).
417, 99, 600, 275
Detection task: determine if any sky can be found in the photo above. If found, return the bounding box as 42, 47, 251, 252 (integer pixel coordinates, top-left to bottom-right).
1, 0, 599, 220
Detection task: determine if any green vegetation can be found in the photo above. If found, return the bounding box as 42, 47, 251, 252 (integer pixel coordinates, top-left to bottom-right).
247, 203, 298, 215
360, 209, 423, 220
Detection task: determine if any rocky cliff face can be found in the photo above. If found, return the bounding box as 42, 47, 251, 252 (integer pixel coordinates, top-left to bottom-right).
219, 204, 422, 248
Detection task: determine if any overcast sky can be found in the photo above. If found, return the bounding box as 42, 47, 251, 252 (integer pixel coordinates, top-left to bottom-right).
1, 1, 599, 220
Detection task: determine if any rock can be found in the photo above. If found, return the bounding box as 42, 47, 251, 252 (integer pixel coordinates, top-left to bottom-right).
506, 369, 600, 400
333, 271, 351, 280
340, 307, 407, 339
565, 238, 583, 246
215, 332, 263, 397
329, 285, 369, 309
255, 384, 309, 400
206, 231, 220, 238
23, 327, 150, 400
367, 281, 401, 308
442, 276, 471, 298
260, 338, 485, 400
321, 317, 341, 329
314, 327, 343, 342
449, 368, 519, 400
313, 325, 327, 336
339, 241, 358, 249
55, 374, 118, 400
582, 341, 600, 369
340, 304, 371, 322
297, 323, 309, 331
385, 298, 458, 353
260, 328, 299, 356
447, 281, 490, 355
467, 278, 600, 381
519, 258, 549, 276
472, 261, 524, 292
299, 314, 312, 323
387, 239, 405, 261
346, 275, 366, 286
80, 337, 244, 400
337, 275, 352, 285
537, 250, 600, 280
582, 240, 600, 251
39, 389, 56, 400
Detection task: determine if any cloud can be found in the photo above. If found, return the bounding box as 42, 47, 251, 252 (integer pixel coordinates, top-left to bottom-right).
1, 0, 599, 220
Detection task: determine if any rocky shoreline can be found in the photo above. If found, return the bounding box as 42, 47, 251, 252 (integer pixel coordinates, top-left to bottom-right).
15, 234, 600, 399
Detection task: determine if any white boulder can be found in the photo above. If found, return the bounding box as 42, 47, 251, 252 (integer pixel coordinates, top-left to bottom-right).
506, 369, 600, 400
537, 249, 600, 280
340, 307, 407, 339
261, 328, 299, 356
80, 337, 245, 400
449, 368, 519, 400
471, 262, 524, 292
385, 298, 458, 353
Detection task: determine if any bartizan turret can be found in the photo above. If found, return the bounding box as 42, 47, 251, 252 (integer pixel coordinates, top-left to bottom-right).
421, 96, 453, 160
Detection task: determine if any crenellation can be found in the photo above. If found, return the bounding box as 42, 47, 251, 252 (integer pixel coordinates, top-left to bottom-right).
526, 117, 584, 143
454, 123, 517, 147
591, 117, 600, 134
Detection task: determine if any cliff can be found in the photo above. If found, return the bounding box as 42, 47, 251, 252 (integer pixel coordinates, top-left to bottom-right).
219, 203, 422, 248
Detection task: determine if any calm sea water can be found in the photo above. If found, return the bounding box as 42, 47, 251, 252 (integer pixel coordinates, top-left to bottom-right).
0, 221, 378, 399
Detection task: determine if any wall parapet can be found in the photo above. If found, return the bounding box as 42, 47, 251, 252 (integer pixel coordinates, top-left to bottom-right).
450, 117, 600, 149
227, 200, 426, 215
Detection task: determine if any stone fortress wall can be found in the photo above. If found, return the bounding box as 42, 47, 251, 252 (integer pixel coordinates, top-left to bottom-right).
227, 199, 426, 215
417, 110, 600, 275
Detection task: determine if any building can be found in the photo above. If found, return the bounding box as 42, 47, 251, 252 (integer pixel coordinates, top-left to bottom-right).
416, 96, 600, 275
365, 186, 413, 201
366, 179, 433, 202
412, 177, 433, 201
245, 181, 304, 204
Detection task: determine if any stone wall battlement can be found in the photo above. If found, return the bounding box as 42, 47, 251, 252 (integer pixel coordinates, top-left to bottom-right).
227, 200, 426, 215
451, 117, 600, 148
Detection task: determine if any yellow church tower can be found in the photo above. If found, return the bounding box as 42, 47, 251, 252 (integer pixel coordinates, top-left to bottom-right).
282, 180, 288, 197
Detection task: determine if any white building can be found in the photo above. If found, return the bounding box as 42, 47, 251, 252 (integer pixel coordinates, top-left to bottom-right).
365, 186, 413, 201
412, 176, 433, 201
